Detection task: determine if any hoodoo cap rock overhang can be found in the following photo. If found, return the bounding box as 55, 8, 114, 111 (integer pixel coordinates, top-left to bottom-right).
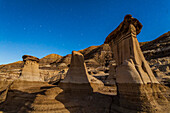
22, 55, 40, 62
104, 14, 143, 44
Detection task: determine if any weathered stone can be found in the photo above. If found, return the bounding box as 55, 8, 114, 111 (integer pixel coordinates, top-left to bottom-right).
22, 55, 39, 62
0, 80, 13, 104
105, 15, 158, 84
105, 14, 168, 112
19, 55, 43, 81
60, 51, 103, 93
105, 62, 116, 86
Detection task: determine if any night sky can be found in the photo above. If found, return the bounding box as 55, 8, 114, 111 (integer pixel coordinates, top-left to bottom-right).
0, 0, 170, 64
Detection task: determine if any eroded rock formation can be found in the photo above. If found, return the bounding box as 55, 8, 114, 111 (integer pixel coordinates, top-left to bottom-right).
60, 51, 103, 93
19, 55, 44, 81
105, 15, 169, 112
0, 15, 170, 113
105, 62, 116, 86
0, 31, 169, 86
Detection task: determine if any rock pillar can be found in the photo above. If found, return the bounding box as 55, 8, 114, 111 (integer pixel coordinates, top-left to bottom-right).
20, 55, 43, 81
60, 51, 103, 93
104, 15, 168, 112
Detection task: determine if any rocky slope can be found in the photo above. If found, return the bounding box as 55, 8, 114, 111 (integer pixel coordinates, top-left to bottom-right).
81, 44, 113, 67
51, 54, 72, 68
0, 61, 23, 72
0, 61, 23, 80
140, 31, 170, 86
140, 31, 170, 60
52, 44, 113, 68
39, 54, 62, 67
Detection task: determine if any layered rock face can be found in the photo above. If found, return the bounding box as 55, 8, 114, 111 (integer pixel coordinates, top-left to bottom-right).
20, 55, 44, 81
140, 32, 170, 86
105, 15, 168, 112
60, 51, 103, 93
0, 61, 23, 80
141, 31, 170, 60
39, 54, 64, 83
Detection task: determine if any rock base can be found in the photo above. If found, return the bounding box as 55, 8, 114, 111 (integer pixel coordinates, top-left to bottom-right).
59, 82, 93, 95
117, 83, 168, 112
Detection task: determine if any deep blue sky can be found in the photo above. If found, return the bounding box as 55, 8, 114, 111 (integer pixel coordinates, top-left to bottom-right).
0, 0, 170, 64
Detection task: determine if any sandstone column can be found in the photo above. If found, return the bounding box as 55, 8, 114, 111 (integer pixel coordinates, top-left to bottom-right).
60, 51, 103, 93
20, 55, 43, 81
104, 15, 168, 112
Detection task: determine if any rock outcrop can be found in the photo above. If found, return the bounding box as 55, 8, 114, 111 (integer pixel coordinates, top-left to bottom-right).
19, 55, 44, 81
0, 61, 23, 72
105, 15, 168, 112
105, 62, 116, 86
60, 51, 103, 93
0, 61, 23, 80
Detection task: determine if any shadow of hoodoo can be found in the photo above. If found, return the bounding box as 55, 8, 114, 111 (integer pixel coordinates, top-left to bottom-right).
0, 89, 37, 112
105, 14, 169, 112
0, 81, 51, 113
0, 80, 69, 113
57, 51, 112, 113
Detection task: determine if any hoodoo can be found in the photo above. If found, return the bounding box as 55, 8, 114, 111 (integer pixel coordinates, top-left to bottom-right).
19, 55, 43, 81
60, 51, 103, 93
105, 15, 168, 112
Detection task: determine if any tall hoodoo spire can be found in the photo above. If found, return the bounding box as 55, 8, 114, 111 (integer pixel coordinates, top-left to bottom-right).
105, 15, 168, 112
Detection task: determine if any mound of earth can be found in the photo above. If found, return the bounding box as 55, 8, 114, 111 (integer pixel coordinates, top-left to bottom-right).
39, 54, 62, 66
